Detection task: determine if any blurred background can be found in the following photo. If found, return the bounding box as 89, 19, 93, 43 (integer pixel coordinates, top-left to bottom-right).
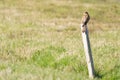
0, 0, 120, 80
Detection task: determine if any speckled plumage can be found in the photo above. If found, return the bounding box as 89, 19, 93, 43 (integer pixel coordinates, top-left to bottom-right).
81, 12, 90, 32
81, 12, 90, 27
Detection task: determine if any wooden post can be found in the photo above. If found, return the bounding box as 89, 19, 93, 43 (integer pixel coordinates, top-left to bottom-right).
81, 24, 95, 78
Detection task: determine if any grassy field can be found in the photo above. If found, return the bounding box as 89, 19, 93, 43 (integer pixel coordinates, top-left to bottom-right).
0, 0, 120, 80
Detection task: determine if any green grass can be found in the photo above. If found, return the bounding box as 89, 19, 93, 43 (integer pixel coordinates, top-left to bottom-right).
0, 0, 120, 80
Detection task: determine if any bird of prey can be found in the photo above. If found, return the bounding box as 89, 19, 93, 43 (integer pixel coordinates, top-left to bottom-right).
81, 12, 90, 32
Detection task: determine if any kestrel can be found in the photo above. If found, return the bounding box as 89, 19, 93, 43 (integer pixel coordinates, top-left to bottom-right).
81, 12, 90, 32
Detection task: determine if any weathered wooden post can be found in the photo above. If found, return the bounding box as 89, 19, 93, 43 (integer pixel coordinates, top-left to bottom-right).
80, 12, 95, 78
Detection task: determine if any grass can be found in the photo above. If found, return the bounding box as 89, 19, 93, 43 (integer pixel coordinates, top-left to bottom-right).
0, 0, 120, 80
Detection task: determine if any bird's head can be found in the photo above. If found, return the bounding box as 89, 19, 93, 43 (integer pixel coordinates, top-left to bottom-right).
85, 11, 88, 14
84, 12, 89, 15
83, 11, 89, 16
